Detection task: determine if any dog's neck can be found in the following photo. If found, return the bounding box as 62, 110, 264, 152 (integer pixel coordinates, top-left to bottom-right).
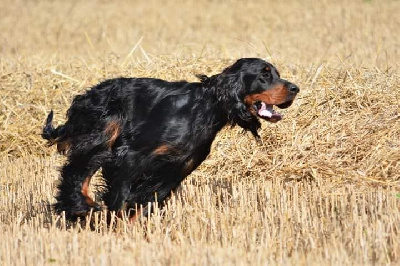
200, 76, 261, 138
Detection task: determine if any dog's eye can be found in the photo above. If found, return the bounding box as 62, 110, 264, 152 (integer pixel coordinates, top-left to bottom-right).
260, 71, 271, 82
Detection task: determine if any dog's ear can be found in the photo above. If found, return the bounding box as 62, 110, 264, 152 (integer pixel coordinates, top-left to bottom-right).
214, 70, 261, 138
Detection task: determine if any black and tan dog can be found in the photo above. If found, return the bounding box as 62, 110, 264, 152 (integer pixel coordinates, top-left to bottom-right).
42, 58, 299, 221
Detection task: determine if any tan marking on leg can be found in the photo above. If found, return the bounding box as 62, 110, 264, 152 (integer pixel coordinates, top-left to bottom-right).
81, 176, 97, 207
129, 212, 141, 223
129, 205, 148, 223
56, 140, 71, 155
104, 121, 121, 149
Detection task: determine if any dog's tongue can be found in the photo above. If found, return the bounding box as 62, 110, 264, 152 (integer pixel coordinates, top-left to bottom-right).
259, 108, 273, 118
258, 102, 282, 120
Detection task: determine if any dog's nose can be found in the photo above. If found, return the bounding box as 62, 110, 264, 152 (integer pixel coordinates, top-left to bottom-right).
289, 84, 299, 94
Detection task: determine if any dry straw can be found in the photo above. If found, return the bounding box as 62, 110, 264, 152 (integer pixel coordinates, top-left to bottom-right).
0, 0, 399, 265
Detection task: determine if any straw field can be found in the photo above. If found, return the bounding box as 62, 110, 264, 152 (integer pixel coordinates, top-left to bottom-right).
0, 0, 399, 265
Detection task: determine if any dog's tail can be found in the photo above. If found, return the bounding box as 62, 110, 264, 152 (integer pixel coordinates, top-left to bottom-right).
42, 110, 65, 146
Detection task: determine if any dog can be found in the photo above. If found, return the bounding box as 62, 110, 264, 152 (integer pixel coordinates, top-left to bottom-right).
42, 58, 299, 221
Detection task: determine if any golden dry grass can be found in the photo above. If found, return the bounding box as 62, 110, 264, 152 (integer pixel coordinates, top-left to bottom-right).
0, 0, 399, 265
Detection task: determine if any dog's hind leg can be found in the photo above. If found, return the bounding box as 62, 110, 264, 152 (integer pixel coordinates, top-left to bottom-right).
101, 160, 132, 213
54, 151, 108, 220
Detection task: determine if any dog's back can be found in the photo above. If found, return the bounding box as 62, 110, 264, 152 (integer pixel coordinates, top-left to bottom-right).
42, 77, 192, 154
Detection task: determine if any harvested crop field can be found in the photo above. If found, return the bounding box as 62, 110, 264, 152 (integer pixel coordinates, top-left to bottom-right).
0, 0, 399, 265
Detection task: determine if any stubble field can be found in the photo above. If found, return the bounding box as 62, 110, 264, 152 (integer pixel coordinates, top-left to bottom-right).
0, 0, 399, 265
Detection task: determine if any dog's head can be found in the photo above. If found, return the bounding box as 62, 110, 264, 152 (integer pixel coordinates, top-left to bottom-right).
201, 58, 299, 137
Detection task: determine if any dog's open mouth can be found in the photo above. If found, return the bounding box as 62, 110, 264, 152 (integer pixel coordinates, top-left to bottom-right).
255, 101, 282, 122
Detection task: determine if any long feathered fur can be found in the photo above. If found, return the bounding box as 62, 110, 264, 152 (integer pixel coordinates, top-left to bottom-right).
42, 58, 299, 221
